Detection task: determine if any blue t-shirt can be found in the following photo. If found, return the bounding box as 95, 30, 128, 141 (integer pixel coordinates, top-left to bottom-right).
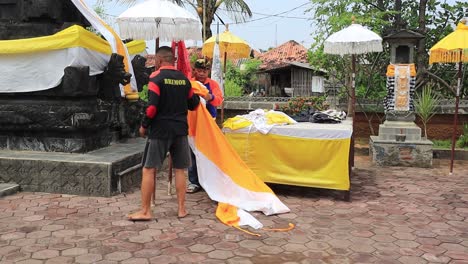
203, 82, 217, 118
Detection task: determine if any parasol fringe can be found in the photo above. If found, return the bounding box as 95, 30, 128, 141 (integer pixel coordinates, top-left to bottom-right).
117, 19, 201, 41
429, 49, 468, 64
324, 40, 383, 56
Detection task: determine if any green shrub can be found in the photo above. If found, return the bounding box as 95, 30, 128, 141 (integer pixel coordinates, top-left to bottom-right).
225, 59, 261, 95
432, 140, 452, 149
224, 79, 243, 97
280, 96, 329, 115
456, 123, 468, 148
138, 84, 148, 102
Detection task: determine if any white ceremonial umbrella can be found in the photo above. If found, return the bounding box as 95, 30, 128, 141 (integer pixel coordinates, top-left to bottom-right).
117, 0, 201, 52
324, 20, 383, 119
324, 18, 383, 166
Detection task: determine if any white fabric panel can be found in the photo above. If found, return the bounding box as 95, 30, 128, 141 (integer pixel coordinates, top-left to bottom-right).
188, 137, 290, 229
0, 48, 108, 93
211, 41, 224, 95
237, 209, 263, 229
224, 120, 353, 139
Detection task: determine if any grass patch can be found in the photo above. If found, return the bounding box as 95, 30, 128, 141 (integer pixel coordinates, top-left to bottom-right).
433, 139, 468, 150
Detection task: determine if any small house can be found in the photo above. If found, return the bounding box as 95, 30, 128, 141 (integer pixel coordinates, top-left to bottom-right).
256, 40, 326, 97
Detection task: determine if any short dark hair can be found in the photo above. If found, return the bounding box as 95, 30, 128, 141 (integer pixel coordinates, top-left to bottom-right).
156, 46, 174, 63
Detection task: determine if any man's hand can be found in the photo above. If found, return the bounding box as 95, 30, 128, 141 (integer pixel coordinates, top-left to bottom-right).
139, 126, 147, 138
203, 93, 213, 101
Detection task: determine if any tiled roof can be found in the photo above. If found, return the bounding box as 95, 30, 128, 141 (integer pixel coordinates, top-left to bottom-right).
257, 40, 309, 70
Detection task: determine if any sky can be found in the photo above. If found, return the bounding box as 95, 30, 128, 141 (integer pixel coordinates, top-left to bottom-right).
84, 0, 314, 53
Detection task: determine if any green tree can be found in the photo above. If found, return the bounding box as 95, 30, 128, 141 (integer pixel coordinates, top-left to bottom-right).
306, 0, 467, 99
114, 0, 252, 40
224, 59, 261, 95
88, 2, 112, 34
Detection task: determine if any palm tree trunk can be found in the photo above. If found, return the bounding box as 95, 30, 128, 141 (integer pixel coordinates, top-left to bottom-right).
416, 0, 428, 89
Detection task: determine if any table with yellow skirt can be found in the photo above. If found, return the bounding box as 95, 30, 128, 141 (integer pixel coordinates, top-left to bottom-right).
223, 120, 353, 200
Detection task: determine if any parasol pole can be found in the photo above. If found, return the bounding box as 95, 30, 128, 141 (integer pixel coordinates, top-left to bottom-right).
220, 24, 229, 123
350, 54, 356, 168
155, 37, 159, 54
350, 16, 356, 168
202, 0, 206, 42
449, 51, 462, 175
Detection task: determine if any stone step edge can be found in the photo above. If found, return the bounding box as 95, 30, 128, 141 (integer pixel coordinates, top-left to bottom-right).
0, 183, 20, 197
355, 146, 468, 160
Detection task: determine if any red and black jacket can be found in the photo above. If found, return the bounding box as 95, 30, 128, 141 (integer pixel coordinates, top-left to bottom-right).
142, 66, 200, 139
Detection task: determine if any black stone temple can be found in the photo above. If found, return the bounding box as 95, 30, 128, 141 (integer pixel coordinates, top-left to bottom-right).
0, 0, 148, 153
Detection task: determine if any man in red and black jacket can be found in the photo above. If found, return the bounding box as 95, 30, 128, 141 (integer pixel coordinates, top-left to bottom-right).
128, 46, 200, 221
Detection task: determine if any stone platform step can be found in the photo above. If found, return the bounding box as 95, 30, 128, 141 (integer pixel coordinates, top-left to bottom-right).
0, 183, 20, 197
0, 138, 146, 197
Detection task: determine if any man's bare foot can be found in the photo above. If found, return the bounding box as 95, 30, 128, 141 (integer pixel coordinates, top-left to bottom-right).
178, 210, 188, 219
127, 211, 153, 221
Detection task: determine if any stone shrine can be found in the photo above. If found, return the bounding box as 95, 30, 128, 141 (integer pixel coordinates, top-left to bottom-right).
370, 29, 433, 167
0, 0, 148, 153
0, 0, 149, 196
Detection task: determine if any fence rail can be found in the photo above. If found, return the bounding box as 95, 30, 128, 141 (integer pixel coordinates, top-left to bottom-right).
224, 97, 468, 114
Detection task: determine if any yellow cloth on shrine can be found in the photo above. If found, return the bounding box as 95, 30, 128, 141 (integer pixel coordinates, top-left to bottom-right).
386, 64, 416, 77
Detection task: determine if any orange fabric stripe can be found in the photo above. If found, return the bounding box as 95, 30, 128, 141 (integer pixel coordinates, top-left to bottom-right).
195, 111, 272, 193
187, 85, 273, 193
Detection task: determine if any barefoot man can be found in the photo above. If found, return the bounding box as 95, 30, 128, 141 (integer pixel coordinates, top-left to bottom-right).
128, 46, 200, 221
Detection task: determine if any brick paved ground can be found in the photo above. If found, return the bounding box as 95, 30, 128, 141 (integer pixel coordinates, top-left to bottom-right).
1, 156, 467, 264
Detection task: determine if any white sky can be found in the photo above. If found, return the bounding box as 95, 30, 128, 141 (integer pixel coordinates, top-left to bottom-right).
85, 0, 314, 53
84, 0, 462, 54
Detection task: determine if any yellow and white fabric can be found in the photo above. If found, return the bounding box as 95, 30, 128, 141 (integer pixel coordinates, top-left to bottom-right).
188, 86, 290, 231
223, 121, 352, 190
0, 25, 145, 93
0, 0, 144, 96
223, 109, 297, 134
71, 0, 138, 97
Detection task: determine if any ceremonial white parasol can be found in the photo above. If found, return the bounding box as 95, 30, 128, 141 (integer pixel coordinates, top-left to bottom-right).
117, 0, 201, 52
324, 18, 383, 166
324, 19, 383, 119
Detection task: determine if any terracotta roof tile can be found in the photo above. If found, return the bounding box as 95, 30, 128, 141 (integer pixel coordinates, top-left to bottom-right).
257, 40, 309, 70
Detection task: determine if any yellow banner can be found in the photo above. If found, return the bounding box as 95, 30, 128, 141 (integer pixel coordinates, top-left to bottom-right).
0, 25, 145, 56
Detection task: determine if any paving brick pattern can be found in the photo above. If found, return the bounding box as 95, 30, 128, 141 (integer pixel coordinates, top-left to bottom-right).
1, 157, 467, 263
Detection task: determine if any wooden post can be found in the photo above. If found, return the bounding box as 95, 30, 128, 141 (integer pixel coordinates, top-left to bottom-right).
220, 51, 227, 123
449, 59, 462, 174
155, 37, 159, 54
350, 54, 356, 168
